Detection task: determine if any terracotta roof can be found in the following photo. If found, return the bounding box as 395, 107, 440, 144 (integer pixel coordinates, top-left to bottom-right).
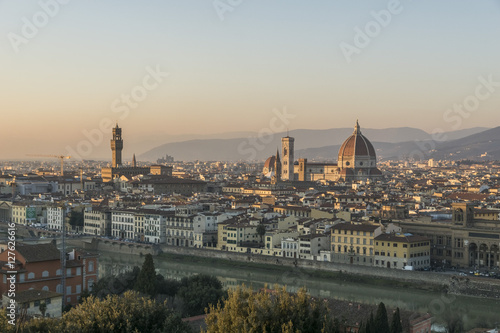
332, 223, 379, 232
4, 289, 62, 303
338, 121, 376, 159
375, 233, 430, 243
16, 243, 60, 263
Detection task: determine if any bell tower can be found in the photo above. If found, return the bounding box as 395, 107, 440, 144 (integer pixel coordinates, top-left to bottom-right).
281, 135, 294, 181
111, 124, 123, 168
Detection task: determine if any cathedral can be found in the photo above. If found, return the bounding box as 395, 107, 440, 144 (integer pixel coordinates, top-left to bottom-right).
263, 120, 382, 182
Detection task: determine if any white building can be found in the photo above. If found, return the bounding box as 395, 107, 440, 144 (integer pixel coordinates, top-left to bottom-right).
84, 208, 111, 236
193, 212, 230, 248
47, 205, 66, 231
281, 237, 299, 259
111, 210, 136, 239
298, 233, 331, 260
143, 211, 167, 244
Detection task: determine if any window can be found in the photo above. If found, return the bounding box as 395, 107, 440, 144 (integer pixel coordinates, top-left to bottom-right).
67, 286, 71, 294
42, 271, 49, 278
19, 273, 25, 282
42, 286, 49, 291
56, 284, 63, 293
76, 267, 81, 276
89, 261, 94, 272
76, 285, 82, 294
66, 268, 71, 276
28, 272, 35, 279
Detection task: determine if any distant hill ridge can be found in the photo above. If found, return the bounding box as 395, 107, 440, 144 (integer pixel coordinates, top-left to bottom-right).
138, 127, 491, 162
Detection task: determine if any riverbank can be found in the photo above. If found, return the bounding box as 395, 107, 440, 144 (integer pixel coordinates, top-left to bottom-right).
84, 238, 500, 299
98, 249, 500, 331
157, 252, 442, 292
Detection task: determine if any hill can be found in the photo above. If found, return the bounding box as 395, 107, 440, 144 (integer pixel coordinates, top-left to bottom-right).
138, 127, 489, 162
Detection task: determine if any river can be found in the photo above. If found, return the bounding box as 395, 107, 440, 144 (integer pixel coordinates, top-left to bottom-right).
97, 251, 500, 330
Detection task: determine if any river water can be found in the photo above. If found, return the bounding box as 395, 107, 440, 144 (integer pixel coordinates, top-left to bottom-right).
98, 251, 500, 330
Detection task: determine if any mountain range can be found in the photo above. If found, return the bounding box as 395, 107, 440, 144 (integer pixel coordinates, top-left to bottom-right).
138, 126, 499, 162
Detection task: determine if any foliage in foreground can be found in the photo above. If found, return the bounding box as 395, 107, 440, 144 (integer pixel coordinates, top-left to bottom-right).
0, 291, 192, 333
203, 285, 341, 333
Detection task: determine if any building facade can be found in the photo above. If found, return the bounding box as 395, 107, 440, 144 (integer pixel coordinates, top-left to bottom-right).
373, 234, 431, 269
84, 208, 112, 237
330, 223, 382, 266
281, 136, 294, 181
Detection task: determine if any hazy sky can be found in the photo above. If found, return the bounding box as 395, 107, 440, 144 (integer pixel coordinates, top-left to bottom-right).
1, 1, 500, 159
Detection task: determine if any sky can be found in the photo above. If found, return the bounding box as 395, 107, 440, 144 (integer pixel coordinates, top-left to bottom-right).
1, 0, 500, 160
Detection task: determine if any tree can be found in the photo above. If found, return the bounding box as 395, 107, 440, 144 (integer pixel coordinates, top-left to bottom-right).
69, 210, 84, 228
134, 254, 157, 297
39, 301, 47, 317
367, 311, 374, 333
256, 224, 267, 243
390, 307, 403, 333
374, 302, 390, 333
78, 289, 91, 304
92, 266, 140, 298
204, 285, 337, 333
156, 273, 180, 298
444, 309, 464, 333
59, 291, 191, 333
177, 274, 225, 317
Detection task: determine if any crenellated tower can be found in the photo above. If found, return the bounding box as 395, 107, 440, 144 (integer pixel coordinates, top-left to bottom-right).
111, 124, 123, 168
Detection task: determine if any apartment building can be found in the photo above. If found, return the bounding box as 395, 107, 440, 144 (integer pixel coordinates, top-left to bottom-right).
84, 208, 111, 237
330, 222, 382, 266
374, 234, 431, 269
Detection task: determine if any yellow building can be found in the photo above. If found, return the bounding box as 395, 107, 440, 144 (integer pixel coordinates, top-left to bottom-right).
374, 234, 430, 270
330, 222, 382, 266
217, 221, 259, 252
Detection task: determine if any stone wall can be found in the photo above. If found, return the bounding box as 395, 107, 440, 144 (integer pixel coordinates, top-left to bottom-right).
159, 244, 446, 285
80, 238, 500, 299
83, 238, 157, 256
157, 244, 500, 299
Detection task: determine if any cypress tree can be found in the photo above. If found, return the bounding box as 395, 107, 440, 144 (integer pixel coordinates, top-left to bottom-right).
374, 302, 390, 333
391, 307, 403, 333
358, 320, 364, 333
367, 311, 374, 333
134, 253, 157, 297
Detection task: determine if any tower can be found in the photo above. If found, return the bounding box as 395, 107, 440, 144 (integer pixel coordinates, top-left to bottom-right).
281, 136, 294, 181
452, 202, 474, 227
111, 124, 123, 168
132, 154, 137, 167
271, 149, 281, 185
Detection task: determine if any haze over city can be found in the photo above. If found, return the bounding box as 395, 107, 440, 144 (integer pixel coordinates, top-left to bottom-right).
1, 1, 500, 160
3, 2, 500, 331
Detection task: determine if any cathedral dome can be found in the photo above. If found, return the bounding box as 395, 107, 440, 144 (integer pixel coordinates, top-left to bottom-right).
338, 120, 376, 169
263, 155, 276, 175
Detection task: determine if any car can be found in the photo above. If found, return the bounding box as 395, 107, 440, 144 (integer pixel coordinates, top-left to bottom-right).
458, 272, 467, 276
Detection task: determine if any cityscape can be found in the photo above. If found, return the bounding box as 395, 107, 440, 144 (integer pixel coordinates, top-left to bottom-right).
1, 1, 500, 333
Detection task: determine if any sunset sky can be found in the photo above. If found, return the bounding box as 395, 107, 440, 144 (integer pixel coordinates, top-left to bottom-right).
1, 1, 500, 159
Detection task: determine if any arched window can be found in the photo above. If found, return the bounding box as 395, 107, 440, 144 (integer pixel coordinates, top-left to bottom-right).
56, 269, 62, 276
42, 286, 49, 291
56, 284, 63, 293
42, 271, 49, 278
28, 272, 35, 279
